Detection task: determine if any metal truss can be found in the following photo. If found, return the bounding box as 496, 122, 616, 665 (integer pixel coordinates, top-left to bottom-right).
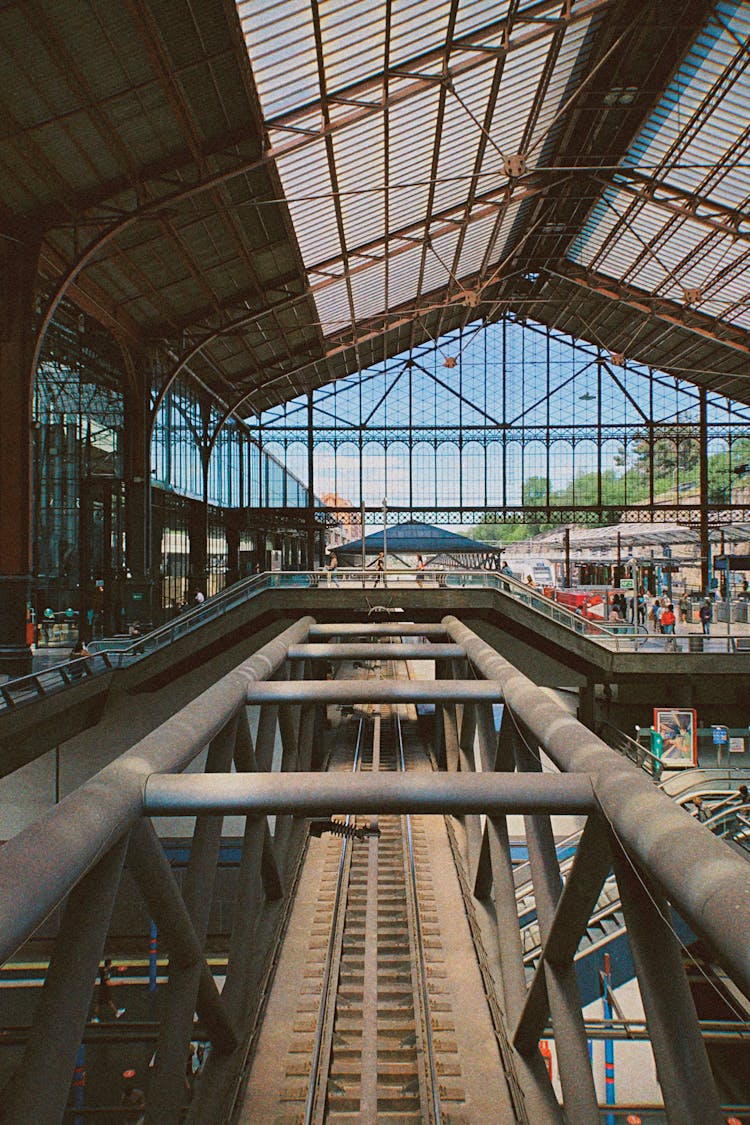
1, 615, 747, 1122
272, 423, 750, 451
320, 504, 750, 528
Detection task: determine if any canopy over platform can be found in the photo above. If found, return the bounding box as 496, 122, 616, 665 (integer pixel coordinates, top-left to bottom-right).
338, 521, 497, 559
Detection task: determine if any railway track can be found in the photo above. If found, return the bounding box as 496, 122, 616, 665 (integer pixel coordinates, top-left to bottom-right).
272, 655, 468, 1124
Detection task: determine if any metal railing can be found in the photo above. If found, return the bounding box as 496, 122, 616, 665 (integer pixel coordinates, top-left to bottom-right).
3, 568, 749, 717
0, 653, 113, 709
597, 719, 665, 778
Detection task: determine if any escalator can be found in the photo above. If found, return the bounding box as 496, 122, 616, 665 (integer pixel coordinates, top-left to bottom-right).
513, 757, 750, 1008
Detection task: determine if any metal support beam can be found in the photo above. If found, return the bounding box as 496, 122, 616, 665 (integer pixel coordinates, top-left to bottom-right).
0, 239, 40, 676
287, 643, 466, 660
145, 717, 239, 1125
245, 679, 502, 705
443, 615, 750, 1000
3, 836, 128, 1125
0, 616, 314, 966
513, 749, 599, 1119
308, 623, 448, 638
612, 843, 723, 1124
144, 772, 595, 816
513, 815, 613, 1053
127, 821, 237, 1054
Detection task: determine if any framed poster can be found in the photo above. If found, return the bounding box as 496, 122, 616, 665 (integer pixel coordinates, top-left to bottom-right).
653, 708, 697, 767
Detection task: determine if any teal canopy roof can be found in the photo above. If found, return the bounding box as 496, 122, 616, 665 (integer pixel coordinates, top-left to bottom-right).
338, 521, 497, 558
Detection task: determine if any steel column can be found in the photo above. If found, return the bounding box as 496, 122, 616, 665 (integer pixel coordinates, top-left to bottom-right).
145, 716, 239, 1125
443, 615, 750, 999
127, 821, 237, 1054
3, 835, 128, 1125
612, 843, 723, 1123
234, 706, 284, 901
513, 815, 613, 1052
513, 736, 599, 1120
0, 239, 40, 676
221, 812, 268, 1027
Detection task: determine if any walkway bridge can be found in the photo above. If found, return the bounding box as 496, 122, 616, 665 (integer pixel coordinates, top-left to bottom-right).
0, 609, 749, 1123
2, 570, 749, 776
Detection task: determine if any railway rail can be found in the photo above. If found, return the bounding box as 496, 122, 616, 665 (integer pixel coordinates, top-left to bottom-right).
241, 652, 470, 1124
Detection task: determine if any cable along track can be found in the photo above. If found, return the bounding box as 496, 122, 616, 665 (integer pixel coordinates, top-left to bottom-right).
279, 656, 467, 1125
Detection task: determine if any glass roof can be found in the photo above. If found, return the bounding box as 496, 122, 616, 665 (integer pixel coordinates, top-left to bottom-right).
236, 0, 600, 339
570, 0, 750, 329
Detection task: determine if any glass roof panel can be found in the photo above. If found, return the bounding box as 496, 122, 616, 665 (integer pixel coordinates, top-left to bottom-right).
312, 276, 351, 334
388, 0, 452, 70
318, 0, 387, 93
569, 0, 750, 338
237, 0, 320, 118
624, 1, 750, 210
275, 140, 342, 266
457, 199, 523, 279
331, 112, 386, 249
385, 86, 443, 230
485, 36, 550, 157
386, 243, 429, 309
431, 63, 498, 215
527, 15, 597, 159
453, 0, 512, 39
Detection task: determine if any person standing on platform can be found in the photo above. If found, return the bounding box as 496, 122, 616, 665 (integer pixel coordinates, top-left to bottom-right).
661, 604, 676, 635
415, 554, 426, 587
327, 552, 340, 588
373, 551, 385, 587
92, 959, 125, 1021
678, 594, 690, 625
699, 599, 712, 636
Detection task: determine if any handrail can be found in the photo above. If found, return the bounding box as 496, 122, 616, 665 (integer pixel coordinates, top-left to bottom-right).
4, 568, 749, 717
597, 719, 664, 778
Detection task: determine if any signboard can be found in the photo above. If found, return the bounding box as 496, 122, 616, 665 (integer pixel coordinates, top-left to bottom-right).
620, 578, 634, 589
653, 708, 698, 767
714, 554, 750, 571
730, 736, 746, 754
712, 726, 728, 746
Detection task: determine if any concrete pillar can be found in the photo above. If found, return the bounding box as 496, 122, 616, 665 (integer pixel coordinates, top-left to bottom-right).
0, 239, 40, 676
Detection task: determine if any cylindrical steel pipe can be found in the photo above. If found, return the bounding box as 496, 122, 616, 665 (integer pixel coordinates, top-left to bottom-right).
0, 616, 315, 965
245, 679, 501, 705
287, 643, 466, 660
144, 772, 595, 816
443, 615, 750, 1001
308, 622, 447, 637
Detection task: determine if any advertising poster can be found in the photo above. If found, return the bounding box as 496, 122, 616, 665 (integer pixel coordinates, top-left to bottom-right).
652, 708, 697, 767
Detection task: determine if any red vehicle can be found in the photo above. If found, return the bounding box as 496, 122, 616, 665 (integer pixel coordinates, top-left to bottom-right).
552, 588, 604, 620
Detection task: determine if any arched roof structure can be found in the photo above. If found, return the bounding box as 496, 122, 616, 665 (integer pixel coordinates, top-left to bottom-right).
2, 0, 749, 410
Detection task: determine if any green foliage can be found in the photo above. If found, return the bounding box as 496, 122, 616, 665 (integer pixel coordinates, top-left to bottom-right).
469, 434, 750, 543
